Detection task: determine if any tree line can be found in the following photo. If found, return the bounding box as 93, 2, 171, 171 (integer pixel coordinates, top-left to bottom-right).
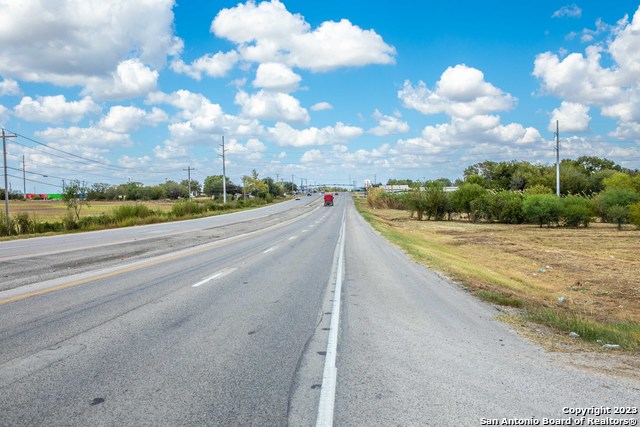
370, 157, 640, 229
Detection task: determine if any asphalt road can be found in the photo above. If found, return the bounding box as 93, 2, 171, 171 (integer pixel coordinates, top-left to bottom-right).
0, 194, 638, 426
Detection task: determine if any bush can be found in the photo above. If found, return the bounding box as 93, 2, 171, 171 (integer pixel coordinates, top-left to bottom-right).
172, 200, 205, 216
112, 204, 154, 221
469, 194, 492, 222
606, 205, 630, 230
561, 195, 594, 228
14, 212, 34, 234
630, 202, 640, 229
491, 191, 525, 224
450, 183, 487, 220
522, 194, 563, 227
595, 189, 640, 222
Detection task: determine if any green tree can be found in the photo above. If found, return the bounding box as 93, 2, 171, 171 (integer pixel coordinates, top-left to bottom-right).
595, 189, 640, 223
561, 195, 594, 228
450, 183, 487, 220
603, 172, 636, 192
163, 180, 188, 199
522, 194, 563, 227
61, 179, 89, 220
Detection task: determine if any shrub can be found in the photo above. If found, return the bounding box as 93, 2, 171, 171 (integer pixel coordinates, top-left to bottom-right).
491, 191, 524, 224
172, 200, 205, 216
630, 202, 640, 229
112, 204, 154, 221
450, 183, 487, 220
14, 212, 34, 234
469, 194, 492, 222
522, 194, 563, 227
606, 205, 630, 230
595, 189, 640, 222
561, 195, 594, 228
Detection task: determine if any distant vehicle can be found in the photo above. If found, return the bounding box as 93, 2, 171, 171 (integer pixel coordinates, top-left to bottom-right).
307, 193, 312, 196
324, 193, 334, 206
295, 196, 301, 200
334, 192, 339, 196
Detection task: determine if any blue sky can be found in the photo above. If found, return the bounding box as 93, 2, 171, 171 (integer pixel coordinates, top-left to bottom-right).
1, 0, 640, 192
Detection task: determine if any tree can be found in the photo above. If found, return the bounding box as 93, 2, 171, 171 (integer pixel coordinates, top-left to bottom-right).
242, 170, 269, 198
163, 180, 188, 199
522, 194, 563, 227
450, 183, 487, 220
204, 175, 232, 197
61, 180, 89, 220
180, 179, 201, 196
562, 195, 594, 228
603, 172, 636, 192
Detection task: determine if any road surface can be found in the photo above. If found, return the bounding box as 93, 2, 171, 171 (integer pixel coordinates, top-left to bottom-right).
0, 194, 638, 426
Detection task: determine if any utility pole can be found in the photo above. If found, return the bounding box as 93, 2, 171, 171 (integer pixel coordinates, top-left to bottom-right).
22, 155, 26, 198
291, 174, 294, 194
220, 136, 227, 203
183, 166, 195, 198
555, 120, 560, 197
3, 129, 17, 235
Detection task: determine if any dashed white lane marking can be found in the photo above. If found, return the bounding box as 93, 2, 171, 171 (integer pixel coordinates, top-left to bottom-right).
288, 236, 298, 240
263, 247, 276, 254
192, 267, 238, 287
302, 229, 308, 233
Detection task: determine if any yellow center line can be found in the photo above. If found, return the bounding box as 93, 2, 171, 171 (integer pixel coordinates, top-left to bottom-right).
0, 229, 261, 306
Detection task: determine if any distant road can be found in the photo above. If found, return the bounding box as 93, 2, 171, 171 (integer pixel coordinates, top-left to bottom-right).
0, 197, 318, 261
0, 194, 637, 426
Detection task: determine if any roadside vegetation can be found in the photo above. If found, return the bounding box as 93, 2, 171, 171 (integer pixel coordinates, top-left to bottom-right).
0, 169, 296, 238
359, 156, 640, 352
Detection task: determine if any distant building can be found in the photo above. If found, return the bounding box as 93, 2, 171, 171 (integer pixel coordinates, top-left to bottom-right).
381, 185, 410, 192
364, 179, 372, 189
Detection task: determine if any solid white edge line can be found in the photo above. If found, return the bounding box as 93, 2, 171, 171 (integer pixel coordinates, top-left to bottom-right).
316, 208, 346, 427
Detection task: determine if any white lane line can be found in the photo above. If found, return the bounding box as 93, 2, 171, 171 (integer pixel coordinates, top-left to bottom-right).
316, 208, 346, 427
288, 236, 298, 240
263, 247, 276, 254
192, 267, 238, 287
302, 229, 308, 233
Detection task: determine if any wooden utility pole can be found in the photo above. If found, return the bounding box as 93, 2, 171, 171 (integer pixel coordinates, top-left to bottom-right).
2, 129, 17, 235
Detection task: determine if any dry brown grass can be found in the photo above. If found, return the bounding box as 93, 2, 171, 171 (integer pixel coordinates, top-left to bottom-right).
362, 207, 640, 325
8, 200, 174, 220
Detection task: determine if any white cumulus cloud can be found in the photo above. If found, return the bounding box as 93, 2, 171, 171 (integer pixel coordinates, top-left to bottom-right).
99, 106, 168, 133
548, 102, 591, 132
83, 59, 159, 100
399, 65, 517, 118
253, 63, 301, 91
552, 4, 582, 18
14, 95, 100, 123
0, 78, 21, 96
268, 121, 363, 147
0, 0, 181, 89
369, 109, 409, 136
210, 0, 395, 72
171, 51, 239, 80
310, 102, 333, 111
235, 90, 309, 123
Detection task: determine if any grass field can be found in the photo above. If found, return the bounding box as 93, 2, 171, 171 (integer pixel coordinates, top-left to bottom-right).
355, 200, 640, 351
7, 200, 174, 220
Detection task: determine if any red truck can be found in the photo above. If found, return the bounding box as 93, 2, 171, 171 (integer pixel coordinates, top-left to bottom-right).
323, 193, 334, 206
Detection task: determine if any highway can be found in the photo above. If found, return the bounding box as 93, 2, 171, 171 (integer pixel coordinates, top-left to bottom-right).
0, 194, 638, 426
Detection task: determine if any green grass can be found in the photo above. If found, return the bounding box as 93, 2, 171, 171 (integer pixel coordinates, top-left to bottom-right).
474, 290, 524, 308
527, 307, 640, 351
354, 198, 640, 352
